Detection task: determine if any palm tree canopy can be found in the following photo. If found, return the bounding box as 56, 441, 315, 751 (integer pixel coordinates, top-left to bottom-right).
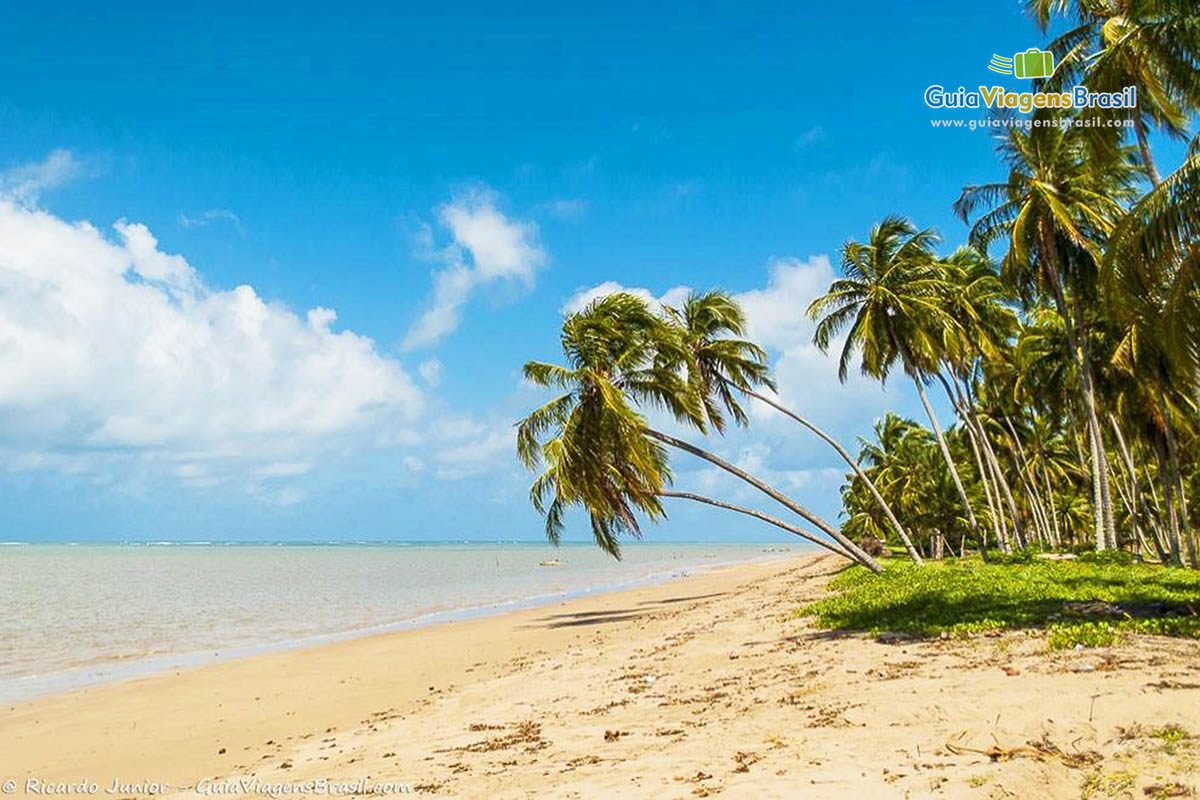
955, 109, 1139, 306
516, 293, 699, 557
663, 290, 775, 433
807, 215, 957, 382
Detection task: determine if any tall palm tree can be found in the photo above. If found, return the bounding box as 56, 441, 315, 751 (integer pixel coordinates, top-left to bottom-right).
808, 216, 988, 556
517, 293, 882, 569
937, 248, 1026, 551
666, 290, 925, 563
955, 109, 1139, 550
1026, 0, 1200, 183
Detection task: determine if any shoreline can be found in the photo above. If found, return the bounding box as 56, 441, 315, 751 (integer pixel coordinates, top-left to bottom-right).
3, 554, 819, 790
0, 542, 798, 705
6, 552, 1198, 798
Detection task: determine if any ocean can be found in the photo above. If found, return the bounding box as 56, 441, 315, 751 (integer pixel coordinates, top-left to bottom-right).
0, 540, 798, 703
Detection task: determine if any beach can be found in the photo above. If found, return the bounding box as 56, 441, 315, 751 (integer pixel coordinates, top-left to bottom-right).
3, 553, 1198, 798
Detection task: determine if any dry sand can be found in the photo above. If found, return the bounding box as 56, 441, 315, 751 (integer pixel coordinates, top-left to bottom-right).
4, 553, 1199, 799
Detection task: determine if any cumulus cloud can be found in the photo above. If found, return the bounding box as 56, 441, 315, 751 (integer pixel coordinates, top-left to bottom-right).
404, 188, 546, 350
0, 150, 83, 205
561, 281, 690, 315
559, 255, 904, 435
0, 197, 424, 497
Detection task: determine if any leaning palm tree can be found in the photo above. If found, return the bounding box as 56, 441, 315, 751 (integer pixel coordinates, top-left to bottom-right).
955, 109, 1139, 550
515, 293, 687, 556
666, 290, 925, 563
808, 216, 988, 557
517, 293, 882, 569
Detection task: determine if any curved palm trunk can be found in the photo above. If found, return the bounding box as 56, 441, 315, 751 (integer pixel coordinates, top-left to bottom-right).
889, 339, 986, 559
1000, 415, 1052, 548
961, 409, 1006, 551
1142, 463, 1174, 561
658, 490, 854, 560
736, 386, 924, 564
1156, 444, 1184, 566
1040, 458, 1063, 549
983, 433, 1026, 550
942, 374, 1027, 550
643, 428, 883, 573
911, 374, 989, 558
1108, 415, 1165, 562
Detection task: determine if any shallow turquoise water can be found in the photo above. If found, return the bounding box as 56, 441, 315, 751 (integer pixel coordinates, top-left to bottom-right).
0, 540, 799, 701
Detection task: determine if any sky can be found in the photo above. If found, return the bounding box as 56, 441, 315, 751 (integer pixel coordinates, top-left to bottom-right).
0, 1, 1186, 543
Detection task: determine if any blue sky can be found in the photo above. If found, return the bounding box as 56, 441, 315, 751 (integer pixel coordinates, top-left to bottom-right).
0, 2, 1184, 543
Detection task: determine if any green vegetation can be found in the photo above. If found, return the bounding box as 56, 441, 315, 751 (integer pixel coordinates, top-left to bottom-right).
1153, 724, 1191, 755
800, 559, 1200, 644
514, 0, 1200, 579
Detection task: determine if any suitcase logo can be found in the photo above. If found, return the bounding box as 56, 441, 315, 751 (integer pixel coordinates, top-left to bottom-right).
988, 48, 1055, 79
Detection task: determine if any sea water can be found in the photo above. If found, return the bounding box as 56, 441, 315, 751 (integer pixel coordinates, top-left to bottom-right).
0, 540, 797, 702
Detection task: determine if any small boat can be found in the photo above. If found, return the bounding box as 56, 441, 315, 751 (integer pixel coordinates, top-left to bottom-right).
538, 558, 563, 567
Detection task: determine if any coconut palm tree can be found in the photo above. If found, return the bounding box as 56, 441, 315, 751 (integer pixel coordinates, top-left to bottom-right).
955, 108, 1139, 550
1106, 140, 1200, 374
808, 216, 989, 556
515, 293, 692, 556
1026, 0, 1200, 183
937, 248, 1026, 551
845, 414, 968, 558
517, 292, 882, 570
664, 290, 925, 563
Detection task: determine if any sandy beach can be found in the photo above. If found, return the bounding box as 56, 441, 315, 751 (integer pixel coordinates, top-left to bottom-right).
4, 553, 1199, 799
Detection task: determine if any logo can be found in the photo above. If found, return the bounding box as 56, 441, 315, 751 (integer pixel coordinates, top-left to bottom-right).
988, 48, 1055, 79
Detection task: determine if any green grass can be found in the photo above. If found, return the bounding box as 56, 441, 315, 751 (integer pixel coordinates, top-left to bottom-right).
799, 557, 1200, 647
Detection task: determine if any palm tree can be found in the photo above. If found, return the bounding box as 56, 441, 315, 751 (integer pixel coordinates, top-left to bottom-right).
808, 216, 988, 556
665, 290, 925, 563
955, 109, 1139, 550
517, 293, 882, 570
515, 293, 689, 556
1026, 0, 1200, 183
937, 248, 1026, 551
1106, 140, 1200, 375
846, 414, 968, 558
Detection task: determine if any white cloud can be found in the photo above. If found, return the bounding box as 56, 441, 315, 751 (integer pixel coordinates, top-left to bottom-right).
561, 281, 690, 315
178, 208, 244, 234
0, 150, 83, 205
737, 256, 897, 429
418, 358, 443, 387
435, 428, 512, 475
559, 255, 905, 437
254, 461, 313, 478
424, 413, 516, 480
403, 187, 546, 350
0, 196, 424, 498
